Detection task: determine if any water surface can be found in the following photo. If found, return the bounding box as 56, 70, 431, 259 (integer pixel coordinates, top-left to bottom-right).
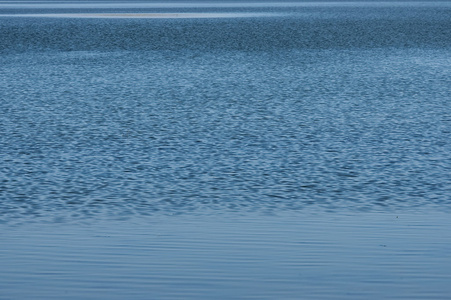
1, 1, 451, 299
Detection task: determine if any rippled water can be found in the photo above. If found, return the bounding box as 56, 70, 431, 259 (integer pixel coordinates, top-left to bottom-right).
1, 1, 451, 299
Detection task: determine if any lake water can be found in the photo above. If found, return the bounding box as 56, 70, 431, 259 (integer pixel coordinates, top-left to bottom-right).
1, 1, 451, 299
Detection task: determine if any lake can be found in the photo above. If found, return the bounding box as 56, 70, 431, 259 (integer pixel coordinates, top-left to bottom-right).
1, 1, 451, 299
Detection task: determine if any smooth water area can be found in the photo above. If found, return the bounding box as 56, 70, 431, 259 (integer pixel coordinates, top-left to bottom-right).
1, 1, 451, 299
2, 212, 451, 299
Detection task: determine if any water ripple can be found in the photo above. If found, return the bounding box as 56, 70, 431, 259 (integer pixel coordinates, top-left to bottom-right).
1, 3, 450, 223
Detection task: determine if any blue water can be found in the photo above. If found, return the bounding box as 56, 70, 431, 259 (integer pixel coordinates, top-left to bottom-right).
1, 1, 451, 299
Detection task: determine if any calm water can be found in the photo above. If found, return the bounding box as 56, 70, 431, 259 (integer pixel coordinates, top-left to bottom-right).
1, 1, 451, 299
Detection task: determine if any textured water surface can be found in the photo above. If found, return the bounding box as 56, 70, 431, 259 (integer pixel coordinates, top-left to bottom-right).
1, 1, 451, 299
1, 3, 450, 221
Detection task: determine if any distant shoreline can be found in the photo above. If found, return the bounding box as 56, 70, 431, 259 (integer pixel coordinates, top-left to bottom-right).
0, 12, 275, 18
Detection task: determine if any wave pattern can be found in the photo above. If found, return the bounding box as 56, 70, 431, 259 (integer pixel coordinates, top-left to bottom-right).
1, 3, 451, 223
